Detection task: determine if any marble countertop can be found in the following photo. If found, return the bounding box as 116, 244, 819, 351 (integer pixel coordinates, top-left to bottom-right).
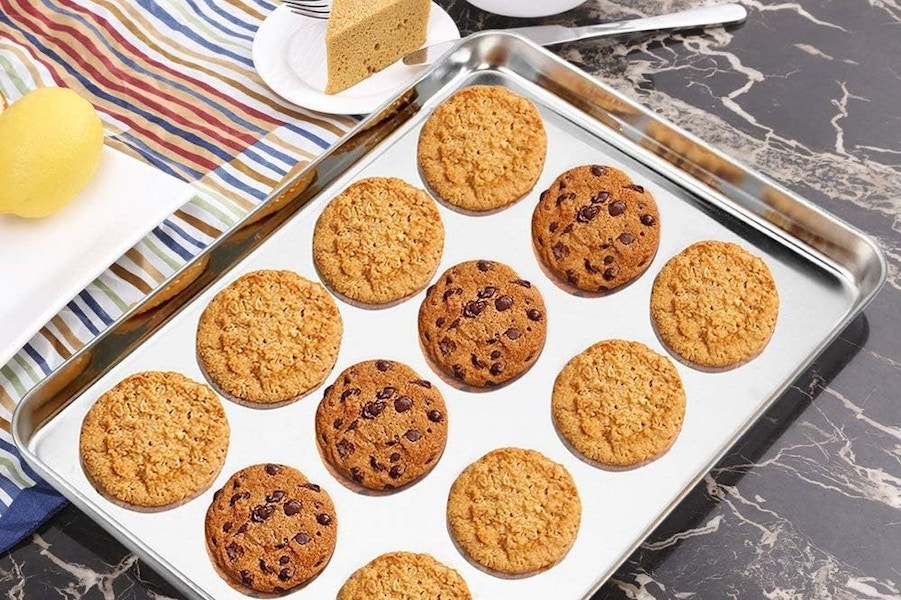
2, 0, 898, 598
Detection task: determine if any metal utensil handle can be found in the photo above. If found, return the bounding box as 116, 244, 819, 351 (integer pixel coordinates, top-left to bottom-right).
570, 3, 748, 42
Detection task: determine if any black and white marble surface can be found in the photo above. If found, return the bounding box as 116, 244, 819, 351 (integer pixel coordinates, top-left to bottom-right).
2, 0, 899, 598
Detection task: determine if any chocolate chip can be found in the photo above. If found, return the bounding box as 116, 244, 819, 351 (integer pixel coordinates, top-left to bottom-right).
370, 456, 384, 471
389, 452, 401, 462
591, 191, 610, 204
552, 242, 569, 260
477, 286, 497, 299
490, 349, 502, 360
293, 532, 311, 545
332, 418, 343, 429
278, 567, 294, 582
540, 189, 548, 202
562, 223, 574, 234
435, 317, 445, 327
577, 205, 599, 222
477, 260, 493, 272
512, 279, 532, 288
505, 328, 522, 340
451, 364, 465, 380
495, 295, 513, 311
350, 467, 364, 483
445, 275, 453, 285
394, 396, 413, 412
375, 360, 393, 371
301, 483, 320, 492
555, 192, 576, 206
361, 401, 386, 419
489, 362, 504, 376
549, 222, 558, 233
603, 267, 618, 281
317, 513, 332, 526
448, 318, 461, 330
284, 500, 302, 516
604, 255, 615, 264
240, 570, 253, 586
279, 556, 290, 565
438, 337, 456, 356
405, 429, 422, 442
336, 438, 355, 458
389, 464, 405, 479
619, 232, 635, 245
376, 386, 396, 400
265, 464, 281, 476
412, 379, 431, 388
251, 504, 275, 522
463, 300, 487, 317
471, 353, 486, 369
222, 521, 232, 533
346, 419, 359, 432
259, 558, 273, 574
608, 201, 626, 216
229, 491, 250, 506
566, 269, 579, 285
427, 410, 443, 423
590, 165, 606, 176
527, 308, 542, 321
340, 388, 361, 401
266, 490, 285, 503
626, 183, 645, 193
442, 288, 456, 301
641, 214, 656, 226
323, 384, 333, 397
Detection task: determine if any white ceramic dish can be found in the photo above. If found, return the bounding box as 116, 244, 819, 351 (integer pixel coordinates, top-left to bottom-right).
464, 0, 585, 18
252, 3, 460, 115
0, 145, 192, 368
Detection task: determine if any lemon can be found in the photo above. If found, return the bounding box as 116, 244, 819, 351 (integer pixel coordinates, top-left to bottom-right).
0, 87, 104, 218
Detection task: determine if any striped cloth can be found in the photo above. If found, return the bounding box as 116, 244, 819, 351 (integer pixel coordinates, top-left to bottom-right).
0, 0, 357, 551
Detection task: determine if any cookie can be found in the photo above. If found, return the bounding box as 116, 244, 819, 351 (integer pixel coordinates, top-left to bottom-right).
315, 359, 448, 491
447, 447, 581, 576
196, 270, 343, 406
532, 164, 660, 293
418, 260, 547, 388
417, 85, 547, 212
313, 177, 445, 306
650, 240, 779, 369
79, 371, 229, 509
337, 552, 472, 600
205, 463, 337, 594
552, 340, 686, 468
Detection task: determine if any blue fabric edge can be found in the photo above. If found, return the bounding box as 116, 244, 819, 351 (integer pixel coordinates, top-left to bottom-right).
0, 479, 68, 554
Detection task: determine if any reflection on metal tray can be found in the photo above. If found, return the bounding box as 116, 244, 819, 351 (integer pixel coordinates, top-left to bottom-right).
13, 32, 886, 600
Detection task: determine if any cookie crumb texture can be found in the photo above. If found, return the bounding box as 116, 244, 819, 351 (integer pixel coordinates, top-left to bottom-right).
552, 340, 686, 468
650, 240, 779, 369
316, 359, 448, 491
313, 177, 445, 305
417, 85, 547, 212
418, 260, 547, 387
447, 448, 581, 576
205, 464, 337, 594
337, 551, 472, 600
196, 270, 343, 405
79, 371, 229, 509
532, 164, 660, 292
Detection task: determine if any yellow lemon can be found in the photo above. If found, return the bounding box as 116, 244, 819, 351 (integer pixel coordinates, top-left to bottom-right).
0, 87, 104, 218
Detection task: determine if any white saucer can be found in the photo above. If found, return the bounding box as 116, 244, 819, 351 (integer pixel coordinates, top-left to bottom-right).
253, 4, 460, 115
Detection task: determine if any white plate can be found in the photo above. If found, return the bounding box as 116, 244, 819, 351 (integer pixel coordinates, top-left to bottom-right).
0, 145, 192, 368
252, 4, 460, 115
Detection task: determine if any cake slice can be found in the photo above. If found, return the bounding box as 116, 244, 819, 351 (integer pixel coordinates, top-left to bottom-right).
325, 0, 430, 94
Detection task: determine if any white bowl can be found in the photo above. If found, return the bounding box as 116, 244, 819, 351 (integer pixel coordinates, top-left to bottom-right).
464, 0, 586, 18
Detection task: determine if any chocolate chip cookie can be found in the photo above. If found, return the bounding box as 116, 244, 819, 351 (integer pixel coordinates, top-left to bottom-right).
205, 464, 337, 594
552, 339, 686, 468
312, 177, 445, 306
337, 552, 472, 600
447, 447, 581, 576
417, 85, 547, 212
196, 270, 343, 406
650, 240, 779, 369
532, 164, 660, 293
80, 371, 229, 510
316, 359, 447, 491
418, 260, 547, 388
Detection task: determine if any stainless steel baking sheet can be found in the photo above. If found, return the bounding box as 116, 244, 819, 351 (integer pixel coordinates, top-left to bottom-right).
13, 33, 886, 600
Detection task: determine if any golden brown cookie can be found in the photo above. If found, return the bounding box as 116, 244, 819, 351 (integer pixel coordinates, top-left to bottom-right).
418, 260, 547, 388
650, 240, 779, 369
315, 359, 448, 491
205, 463, 337, 594
79, 371, 229, 509
196, 270, 343, 406
312, 177, 445, 306
552, 340, 686, 468
337, 552, 472, 600
417, 85, 547, 212
446, 447, 580, 576
532, 165, 660, 293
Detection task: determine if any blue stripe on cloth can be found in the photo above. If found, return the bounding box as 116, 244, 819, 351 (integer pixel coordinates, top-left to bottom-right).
214, 169, 268, 201
0, 439, 41, 483
161, 218, 207, 250
0, 479, 67, 553
150, 226, 195, 261
118, 133, 201, 181
66, 300, 101, 336
77, 291, 114, 326
197, 0, 257, 32
21, 344, 51, 376
280, 122, 335, 150
183, 0, 255, 40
